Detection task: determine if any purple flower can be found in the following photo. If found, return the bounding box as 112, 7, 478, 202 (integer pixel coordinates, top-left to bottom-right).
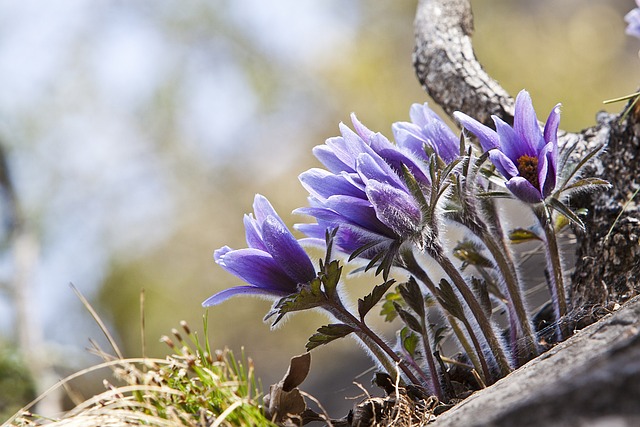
392, 103, 460, 164
453, 90, 561, 204
626, 1, 640, 39
203, 194, 317, 306
296, 117, 425, 258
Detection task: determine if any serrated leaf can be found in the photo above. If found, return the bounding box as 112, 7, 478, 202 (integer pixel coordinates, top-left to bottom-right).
358, 279, 395, 320
393, 302, 424, 334
563, 177, 610, 191
380, 291, 402, 322
432, 325, 448, 347
323, 227, 338, 267
349, 240, 379, 262
400, 327, 419, 356
320, 259, 342, 299
306, 324, 355, 351
270, 277, 327, 327
453, 240, 494, 268
436, 279, 465, 320
402, 164, 431, 227
472, 277, 492, 319
398, 277, 425, 318
556, 143, 605, 193
508, 228, 543, 244
547, 197, 586, 231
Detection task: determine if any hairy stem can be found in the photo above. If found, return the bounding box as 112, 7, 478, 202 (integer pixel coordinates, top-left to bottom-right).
434, 249, 513, 377
401, 251, 495, 384
536, 204, 569, 340
324, 301, 422, 386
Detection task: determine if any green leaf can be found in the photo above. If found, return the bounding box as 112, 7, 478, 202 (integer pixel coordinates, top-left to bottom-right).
547, 197, 586, 231
398, 277, 425, 318
270, 277, 327, 327
320, 260, 342, 299
358, 279, 396, 320
380, 290, 402, 322
306, 324, 355, 351
508, 228, 543, 244
453, 240, 494, 268
400, 327, 419, 356
393, 302, 424, 334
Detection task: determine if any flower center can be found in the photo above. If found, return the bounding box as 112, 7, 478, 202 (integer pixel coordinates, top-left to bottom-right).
517, 155, 539, 189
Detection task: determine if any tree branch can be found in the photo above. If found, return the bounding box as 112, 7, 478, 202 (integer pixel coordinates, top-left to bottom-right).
413, 0, 640, 326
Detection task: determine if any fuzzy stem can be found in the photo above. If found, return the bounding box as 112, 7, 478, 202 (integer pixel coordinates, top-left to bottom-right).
401, 251, 495, 384
535, 204, 569, 340
433, 249, 512, 378
481, 233, 540, 361
455, 182, 539, 363
323, 301, 422, 386
447, 315, 483, 380
418, 312, 444, 400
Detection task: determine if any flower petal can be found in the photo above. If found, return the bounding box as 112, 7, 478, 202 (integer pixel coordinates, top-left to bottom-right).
243, 214, 267, 251
488, 149, 519, 180
493, 115, 530, 160
453, 111, 500, 151
513, 90, 545, 153
299, 168, 365, 200
356, 153, 405, 189
350, 113, 376, 142
313, 144, 351, 174
366, 180, 421, 238
537, 141, 556, 198
505, 176, 543, 204
202, 285, 289, 307
215, 247, 296, 292
261, 216, 316, 285
252, 194, 285, 228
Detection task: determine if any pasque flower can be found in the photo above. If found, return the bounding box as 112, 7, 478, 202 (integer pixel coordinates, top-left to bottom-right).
203, 194, 317, 306
296, 116, 426, 258
453, 90, 561, 204
626, 1, 640, 39
392, 102, 460, 164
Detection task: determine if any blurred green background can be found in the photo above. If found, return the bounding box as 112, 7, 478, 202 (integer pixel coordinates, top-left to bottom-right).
0, 0, 638, 420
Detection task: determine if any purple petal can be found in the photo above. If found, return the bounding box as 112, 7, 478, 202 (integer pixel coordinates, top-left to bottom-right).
392, 121, 429, 157
425, 119, 460, 163
215, 247, 296, 292
356, 153, 405, 189
543, 104, 561, 145
493, 115, 531, 160
366, 180, 421, 238
513, 90, 545, 153
243, 214, 268, 251
252, 194, 284, 227
350, 113, 375, 143
537, 141, 557, 198
453, 111, 500, 151
299, 168, 365, 200
323, 195, 390, 233
505, 177, 543, 204
488, 149, 519, 180
543, 104, 561, 171
202, 286, 289, 307
261, 216, 316, 285
313, 144, 352, 174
